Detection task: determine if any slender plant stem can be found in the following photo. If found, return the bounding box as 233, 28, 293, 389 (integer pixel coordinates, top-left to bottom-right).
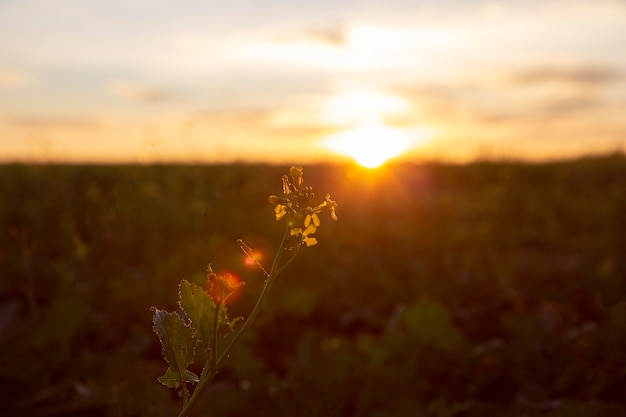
210, 299, 220, 372
177, 225, 295, 417
182, 384, 189, 407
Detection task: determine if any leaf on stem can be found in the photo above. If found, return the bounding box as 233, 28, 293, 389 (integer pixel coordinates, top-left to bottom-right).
151, 308, 199, 392
158, 367, 200, 388
179, 280, 216, 346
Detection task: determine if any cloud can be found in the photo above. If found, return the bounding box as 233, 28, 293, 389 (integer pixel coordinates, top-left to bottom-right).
177, 107, 335, 161
510, 65, 624, 86
388, 77, 626, 157
190, 108, 271, 128
0, 65, 34, 87
393, 61, 626, 124
107, 81, 177, 104
304, 25, 348, 45
190, 107, 333, 138
6, 115, 100, 130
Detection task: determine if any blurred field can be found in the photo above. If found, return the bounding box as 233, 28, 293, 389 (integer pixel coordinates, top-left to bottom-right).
1, 155, 625, 417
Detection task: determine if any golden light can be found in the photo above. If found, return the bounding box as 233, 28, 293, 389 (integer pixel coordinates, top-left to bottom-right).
207, 271, 243, 305
319, 89, 428, 167
322, 91, 410, 125
322, 125, 418, 168
243, 249, 263, 267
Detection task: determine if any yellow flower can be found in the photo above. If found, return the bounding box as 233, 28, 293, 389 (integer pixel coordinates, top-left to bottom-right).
305, 213, 320, 228
289, 214, 319, 247
275, 204, 287, 220
308, 194, 338, 221
269, 166, 337, 248
325, 194, 338, 221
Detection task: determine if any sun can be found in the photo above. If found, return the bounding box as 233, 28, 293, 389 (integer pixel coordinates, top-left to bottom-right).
322, 125, 417, 168
319, 89, 431, 167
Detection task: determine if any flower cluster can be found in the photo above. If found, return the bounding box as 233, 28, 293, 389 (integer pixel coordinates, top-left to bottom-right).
269, 166, 338, 248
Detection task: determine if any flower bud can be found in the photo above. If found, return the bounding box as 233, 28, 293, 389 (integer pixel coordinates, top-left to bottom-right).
268, 195, 280, 204
289, 166, 304, 188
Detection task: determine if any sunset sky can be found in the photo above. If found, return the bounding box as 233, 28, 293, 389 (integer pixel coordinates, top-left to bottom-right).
1, 0, 625, 164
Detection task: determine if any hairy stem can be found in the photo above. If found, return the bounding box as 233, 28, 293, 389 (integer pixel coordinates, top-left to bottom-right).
210, 300, 220, 373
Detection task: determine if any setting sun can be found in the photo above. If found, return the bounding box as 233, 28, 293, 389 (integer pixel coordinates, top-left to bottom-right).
322, 125, 418, 168
319, 89, 424, 167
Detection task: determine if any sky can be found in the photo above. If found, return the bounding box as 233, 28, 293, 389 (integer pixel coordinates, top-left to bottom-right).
1, 0, 626, 164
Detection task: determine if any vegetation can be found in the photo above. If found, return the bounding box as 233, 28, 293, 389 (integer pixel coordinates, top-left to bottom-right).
151, 166, 337, 416
1, 155, 625, 416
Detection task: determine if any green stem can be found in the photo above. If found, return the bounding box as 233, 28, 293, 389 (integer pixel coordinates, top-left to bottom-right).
177, 225, 295, 417
182, 383, 189, 407
210, 300, 220, 372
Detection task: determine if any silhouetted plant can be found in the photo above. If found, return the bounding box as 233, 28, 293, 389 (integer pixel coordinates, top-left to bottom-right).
151, 166, 337, 416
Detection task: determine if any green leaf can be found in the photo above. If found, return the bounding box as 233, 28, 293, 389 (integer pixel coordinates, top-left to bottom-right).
179, 280, 217, 346
151, 307, 197, 389
218, 310, 243, 338
158, 367, 199, 388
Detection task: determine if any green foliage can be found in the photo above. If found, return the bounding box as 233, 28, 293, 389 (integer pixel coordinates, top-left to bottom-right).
150, 166, 337, 415
151, 308, 199, 391
179, 280, 216, 345
1, 156, 626, 416
152, 275, 241, 405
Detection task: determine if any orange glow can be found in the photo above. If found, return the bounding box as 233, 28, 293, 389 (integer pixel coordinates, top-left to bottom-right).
208, 271, 243, 305
322, 91, 410, 125
2, 3, 625, 163
322, 125, 429, 168
319, 89, 429, 167
243, 249, 264, 268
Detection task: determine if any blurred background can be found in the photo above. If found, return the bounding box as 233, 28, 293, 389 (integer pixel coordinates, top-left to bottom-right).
1, 160, 625, 416
2, 1, 626, 416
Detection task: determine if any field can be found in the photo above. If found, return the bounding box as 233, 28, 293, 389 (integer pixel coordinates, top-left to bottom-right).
1, 156, 625, 416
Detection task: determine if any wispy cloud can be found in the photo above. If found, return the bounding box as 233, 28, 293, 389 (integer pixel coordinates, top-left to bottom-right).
0, 65, 35, 87
510, 66, 623, 86
6, 115, 100, 130
303, 24, 348, 45
106, 81, 177, 104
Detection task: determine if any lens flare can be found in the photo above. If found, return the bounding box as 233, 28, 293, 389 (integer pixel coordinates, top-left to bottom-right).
207, 271, 243, 305
243, 249, 263, 267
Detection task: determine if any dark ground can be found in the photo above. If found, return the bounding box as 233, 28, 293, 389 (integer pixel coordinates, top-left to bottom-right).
1, 155, 625, 416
